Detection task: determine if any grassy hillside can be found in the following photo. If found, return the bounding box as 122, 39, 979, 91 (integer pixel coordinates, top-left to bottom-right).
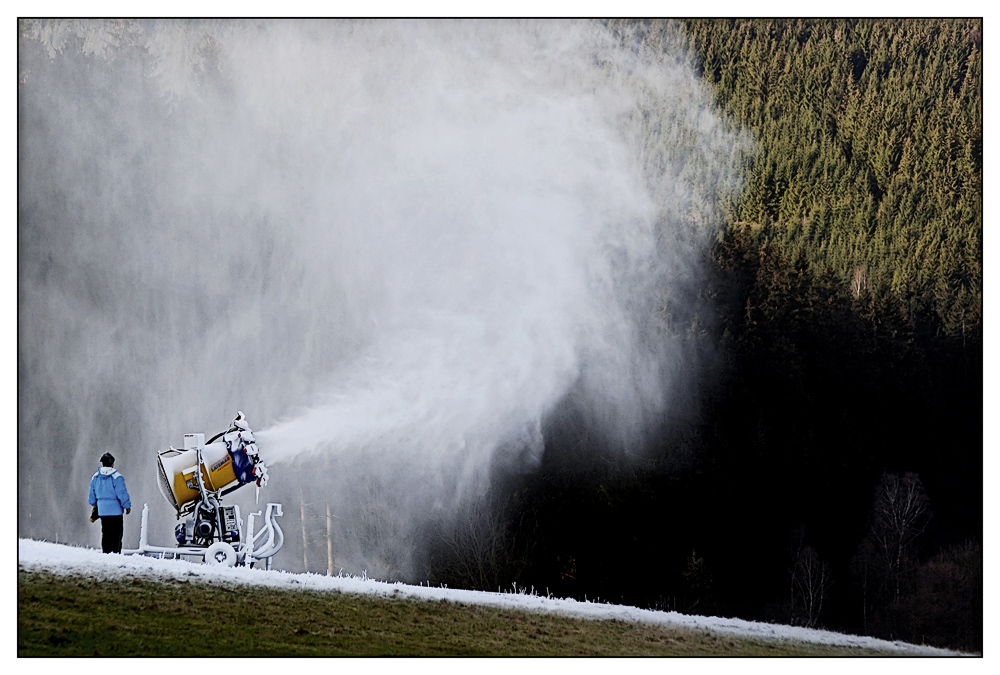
18, 570, 898, 657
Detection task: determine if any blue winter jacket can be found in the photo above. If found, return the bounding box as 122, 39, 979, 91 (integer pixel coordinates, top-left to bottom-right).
88, 467, 131, 516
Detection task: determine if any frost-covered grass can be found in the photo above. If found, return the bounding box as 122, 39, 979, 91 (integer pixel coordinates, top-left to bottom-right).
18, 569, 886, 657
18, 539, 962, 657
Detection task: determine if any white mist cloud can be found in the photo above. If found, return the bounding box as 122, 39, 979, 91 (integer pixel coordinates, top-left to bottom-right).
18, 19, 749, 576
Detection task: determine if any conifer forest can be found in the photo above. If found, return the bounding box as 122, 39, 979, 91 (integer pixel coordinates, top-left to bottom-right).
425, 18, 982, 652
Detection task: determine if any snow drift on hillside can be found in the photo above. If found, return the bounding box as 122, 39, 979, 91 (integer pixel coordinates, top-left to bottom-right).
18, 539, 960, 655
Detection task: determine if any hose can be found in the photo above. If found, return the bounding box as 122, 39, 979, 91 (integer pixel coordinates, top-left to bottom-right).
207, 427, 235, 445
253, 517, 284, 559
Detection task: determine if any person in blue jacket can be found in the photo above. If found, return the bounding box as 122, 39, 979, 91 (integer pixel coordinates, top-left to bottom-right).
88, 452, 131, 553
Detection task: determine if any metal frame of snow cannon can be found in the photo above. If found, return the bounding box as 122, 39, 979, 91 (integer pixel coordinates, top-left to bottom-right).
123, 423, 284, 568
123, 501, 284, 569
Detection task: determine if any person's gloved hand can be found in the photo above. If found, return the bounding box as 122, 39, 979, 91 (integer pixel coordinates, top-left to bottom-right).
125, 508, 131, 515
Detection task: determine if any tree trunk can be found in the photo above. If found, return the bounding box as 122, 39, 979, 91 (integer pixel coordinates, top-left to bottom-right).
326, 502, 334, 576
300, 490, 308, 572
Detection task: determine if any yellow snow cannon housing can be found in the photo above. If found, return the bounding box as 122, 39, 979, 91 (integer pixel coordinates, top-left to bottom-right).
157, 433, 240, 515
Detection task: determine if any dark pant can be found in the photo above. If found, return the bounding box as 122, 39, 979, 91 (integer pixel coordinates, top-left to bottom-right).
101, 515, 124, 553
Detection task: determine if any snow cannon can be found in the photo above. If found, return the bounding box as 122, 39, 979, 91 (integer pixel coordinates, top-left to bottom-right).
157, 423, 267, 515
123, 412, 284, 569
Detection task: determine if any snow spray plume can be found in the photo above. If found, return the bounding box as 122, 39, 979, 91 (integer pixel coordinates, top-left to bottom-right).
18, 20, 750, 576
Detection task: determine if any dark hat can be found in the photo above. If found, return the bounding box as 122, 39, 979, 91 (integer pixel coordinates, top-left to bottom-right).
100, 452, 115, 467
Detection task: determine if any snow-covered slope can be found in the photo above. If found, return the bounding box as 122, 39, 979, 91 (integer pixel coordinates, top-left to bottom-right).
18, 538, 959, 656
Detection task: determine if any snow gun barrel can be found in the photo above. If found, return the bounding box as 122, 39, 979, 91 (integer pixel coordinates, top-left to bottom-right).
155, 413, 268, 515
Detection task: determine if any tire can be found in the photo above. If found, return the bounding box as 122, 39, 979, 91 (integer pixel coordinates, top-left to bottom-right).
204, 541, 236, 567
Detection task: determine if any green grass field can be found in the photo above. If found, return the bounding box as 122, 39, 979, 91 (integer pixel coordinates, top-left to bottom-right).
18, 569, 902, 657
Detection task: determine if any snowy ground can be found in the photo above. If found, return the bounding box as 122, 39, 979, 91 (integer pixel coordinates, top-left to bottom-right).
19, 537, 961, 656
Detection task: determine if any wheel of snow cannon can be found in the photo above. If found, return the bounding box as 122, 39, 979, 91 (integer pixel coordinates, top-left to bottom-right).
204, 541, 236, 567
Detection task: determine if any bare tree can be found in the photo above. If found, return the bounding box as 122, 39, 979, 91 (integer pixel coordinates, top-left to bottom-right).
429, 488, 538, 592
790, 544, 832, 627
435, 492, 510, 590
851, 264, 869, 299
350, 474, 413, 580
870, 472, 930, 604
849, 534, 879, 634
681, 548, 713, 613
